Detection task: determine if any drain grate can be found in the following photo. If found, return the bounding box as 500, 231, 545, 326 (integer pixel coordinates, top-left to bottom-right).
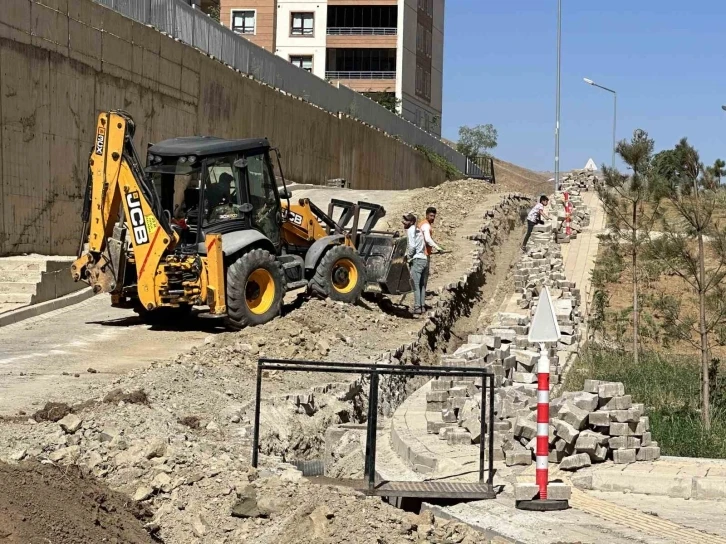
359, 481, 496, 500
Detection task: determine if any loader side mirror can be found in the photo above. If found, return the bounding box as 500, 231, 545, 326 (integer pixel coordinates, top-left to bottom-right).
279, 188, 292, 199
240, 203, 253, 213
234, 158, 248, 169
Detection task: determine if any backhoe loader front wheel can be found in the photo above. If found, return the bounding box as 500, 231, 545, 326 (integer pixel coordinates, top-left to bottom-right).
225, 249, 286, 330
310, 245, 366, 304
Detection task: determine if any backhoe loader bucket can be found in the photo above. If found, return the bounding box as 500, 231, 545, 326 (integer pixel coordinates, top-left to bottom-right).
358, 233, 412, 296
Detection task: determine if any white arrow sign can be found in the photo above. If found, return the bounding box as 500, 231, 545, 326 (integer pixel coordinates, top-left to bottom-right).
528, 287, 561, 343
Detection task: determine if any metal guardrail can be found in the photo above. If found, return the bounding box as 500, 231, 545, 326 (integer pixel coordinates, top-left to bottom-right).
327, 27, 397, 36
466, 156, 496, 183
252, 358, 496, 498
325, 71, 396, 80
92, 0, 484, 179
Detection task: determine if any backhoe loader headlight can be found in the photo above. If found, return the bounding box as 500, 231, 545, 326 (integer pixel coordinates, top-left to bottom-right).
188, 155, 197, 164
148, 153, 156, 164
178, 156, 187, 164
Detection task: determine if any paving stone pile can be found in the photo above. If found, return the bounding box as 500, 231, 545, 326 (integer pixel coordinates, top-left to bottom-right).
422, 187, 659, 470
553, 170, 595, 243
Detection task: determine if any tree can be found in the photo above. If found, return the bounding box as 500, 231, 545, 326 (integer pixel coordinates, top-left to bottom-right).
707, 159, 726, 187
363, 92, 401, 115
646, 139, 726, 431
456, 124, 498, 158
595, 129, 663, 365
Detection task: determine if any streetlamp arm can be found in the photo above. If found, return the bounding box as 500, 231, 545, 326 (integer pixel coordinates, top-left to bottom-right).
591, 82, 616, 95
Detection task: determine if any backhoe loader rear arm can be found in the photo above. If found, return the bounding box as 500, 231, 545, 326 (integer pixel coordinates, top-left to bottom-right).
72, 111, 175, 310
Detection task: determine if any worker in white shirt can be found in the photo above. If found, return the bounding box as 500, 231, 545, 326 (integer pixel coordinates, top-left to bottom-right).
522, 195, 551, 251
417, 207, 445, 311
403, 213, 427, 316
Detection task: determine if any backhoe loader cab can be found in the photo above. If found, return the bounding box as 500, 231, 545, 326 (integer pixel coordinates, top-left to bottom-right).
72, 111, 299, 330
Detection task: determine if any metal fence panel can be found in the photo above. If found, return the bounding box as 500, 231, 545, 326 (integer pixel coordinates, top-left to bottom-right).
93, 0, 477, 178
175, 1, 195, 44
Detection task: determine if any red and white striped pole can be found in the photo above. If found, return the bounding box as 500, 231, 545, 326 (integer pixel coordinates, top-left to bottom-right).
564, 192, 572, 237
536, 341, 550, 499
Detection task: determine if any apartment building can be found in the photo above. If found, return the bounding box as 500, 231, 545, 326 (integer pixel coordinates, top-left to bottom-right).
219, 0, 444, 136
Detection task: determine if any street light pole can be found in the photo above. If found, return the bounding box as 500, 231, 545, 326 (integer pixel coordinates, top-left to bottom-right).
584, 77, 617, 170
554, 0, 562, 195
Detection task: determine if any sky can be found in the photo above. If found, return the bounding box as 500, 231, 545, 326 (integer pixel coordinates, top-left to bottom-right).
441, 1, 726, 173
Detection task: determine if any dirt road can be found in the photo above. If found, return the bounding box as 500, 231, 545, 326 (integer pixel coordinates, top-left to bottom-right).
0, 296, 211, 417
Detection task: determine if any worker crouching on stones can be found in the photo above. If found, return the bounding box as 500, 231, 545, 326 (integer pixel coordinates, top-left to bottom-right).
403, 213, 428, 317
522, 195, 551, 251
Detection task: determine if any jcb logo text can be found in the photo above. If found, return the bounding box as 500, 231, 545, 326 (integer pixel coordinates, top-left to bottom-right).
126, 192, 149, 245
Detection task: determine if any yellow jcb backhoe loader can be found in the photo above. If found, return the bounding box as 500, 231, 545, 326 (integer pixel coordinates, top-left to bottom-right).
72, 110, 410, 329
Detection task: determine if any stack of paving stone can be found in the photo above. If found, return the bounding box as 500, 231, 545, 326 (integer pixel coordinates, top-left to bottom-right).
426, 375, 661, 468
552, 171, 594, 243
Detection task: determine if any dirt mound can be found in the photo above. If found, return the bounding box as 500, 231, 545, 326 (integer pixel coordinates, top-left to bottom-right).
492, 157, 551, 196
0, 460, 153, 544
32, 402, 71, 422
229, 474, 492, 543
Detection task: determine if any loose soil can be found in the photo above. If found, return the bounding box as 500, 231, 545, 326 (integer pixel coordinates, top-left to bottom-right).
0, 460, 153, 544
0, 173, 541, 543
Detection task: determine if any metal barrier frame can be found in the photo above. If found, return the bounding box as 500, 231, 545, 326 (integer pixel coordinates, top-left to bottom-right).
252, 358, 496, 495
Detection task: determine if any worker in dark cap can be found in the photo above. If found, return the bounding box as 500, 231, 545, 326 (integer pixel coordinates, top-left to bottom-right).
403, 213, 427, 316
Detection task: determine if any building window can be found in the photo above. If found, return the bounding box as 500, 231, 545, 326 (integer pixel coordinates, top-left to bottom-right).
231, 10, 255, 35
425, 28, 432, 57
290, 55, 313, 72
291, 12, 314, 36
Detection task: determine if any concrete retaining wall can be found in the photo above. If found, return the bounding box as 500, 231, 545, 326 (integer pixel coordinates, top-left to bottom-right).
0, 0, 449, 255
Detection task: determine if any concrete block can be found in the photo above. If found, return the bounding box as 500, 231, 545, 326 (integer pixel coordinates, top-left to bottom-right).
693, 477, 726, 500
449, 387, 468, 398
609, 410, 637, 423
447, 397, 467, 411
641, 431, 652, 446
426, 401, 444, 412
549, 440, 567, 463
609, 422, 634, 437
462, 419, 482, 442
560, 453, 591, 471
574, 434, 599, 455
599, 395, 632, 410
442, 409, 457, 423
430, 379, 453, 391
512, 372, 537, 384
426, 391, 448, 403
426, 420, 448, 434
547, 483, 572, 501
554, 419, 579, 444
505, 449, 533, 466
492, 420, 511, 432
612, 449, 637, 464
588, 411, 610, 427
563, 391, 598, 412
514, 483, 540, 501
447, 429, 473, 446
592, 471, 692, 498
598, 382, 625, 398
634, 416, 650, 435
558, 403, 589, 430
513, 417, 537, 441
636, 446, 660, 461
608, 436, 640, 449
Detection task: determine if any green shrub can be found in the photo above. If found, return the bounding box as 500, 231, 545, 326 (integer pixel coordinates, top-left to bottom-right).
415, 145, 463, 180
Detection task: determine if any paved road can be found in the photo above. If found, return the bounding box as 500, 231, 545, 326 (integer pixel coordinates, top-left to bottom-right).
0, 295, 212, 417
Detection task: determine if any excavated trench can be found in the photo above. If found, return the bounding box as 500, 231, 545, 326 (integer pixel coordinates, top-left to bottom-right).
255, 195, 531, 468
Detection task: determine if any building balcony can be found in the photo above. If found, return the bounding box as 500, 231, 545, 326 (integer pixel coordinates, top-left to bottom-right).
326, 71, 396, 80
327, 27, 397, 36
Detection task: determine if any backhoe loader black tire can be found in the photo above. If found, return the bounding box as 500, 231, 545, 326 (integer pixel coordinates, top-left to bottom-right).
225, 249, 286, 330
309, 245, 366, 304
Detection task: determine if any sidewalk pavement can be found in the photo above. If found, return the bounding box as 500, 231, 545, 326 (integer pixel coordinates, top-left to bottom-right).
381, 191, 726, 543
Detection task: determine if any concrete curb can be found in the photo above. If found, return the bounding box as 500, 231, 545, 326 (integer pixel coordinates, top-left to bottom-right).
571, 458, 726, 500
0, 287, 94, 328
